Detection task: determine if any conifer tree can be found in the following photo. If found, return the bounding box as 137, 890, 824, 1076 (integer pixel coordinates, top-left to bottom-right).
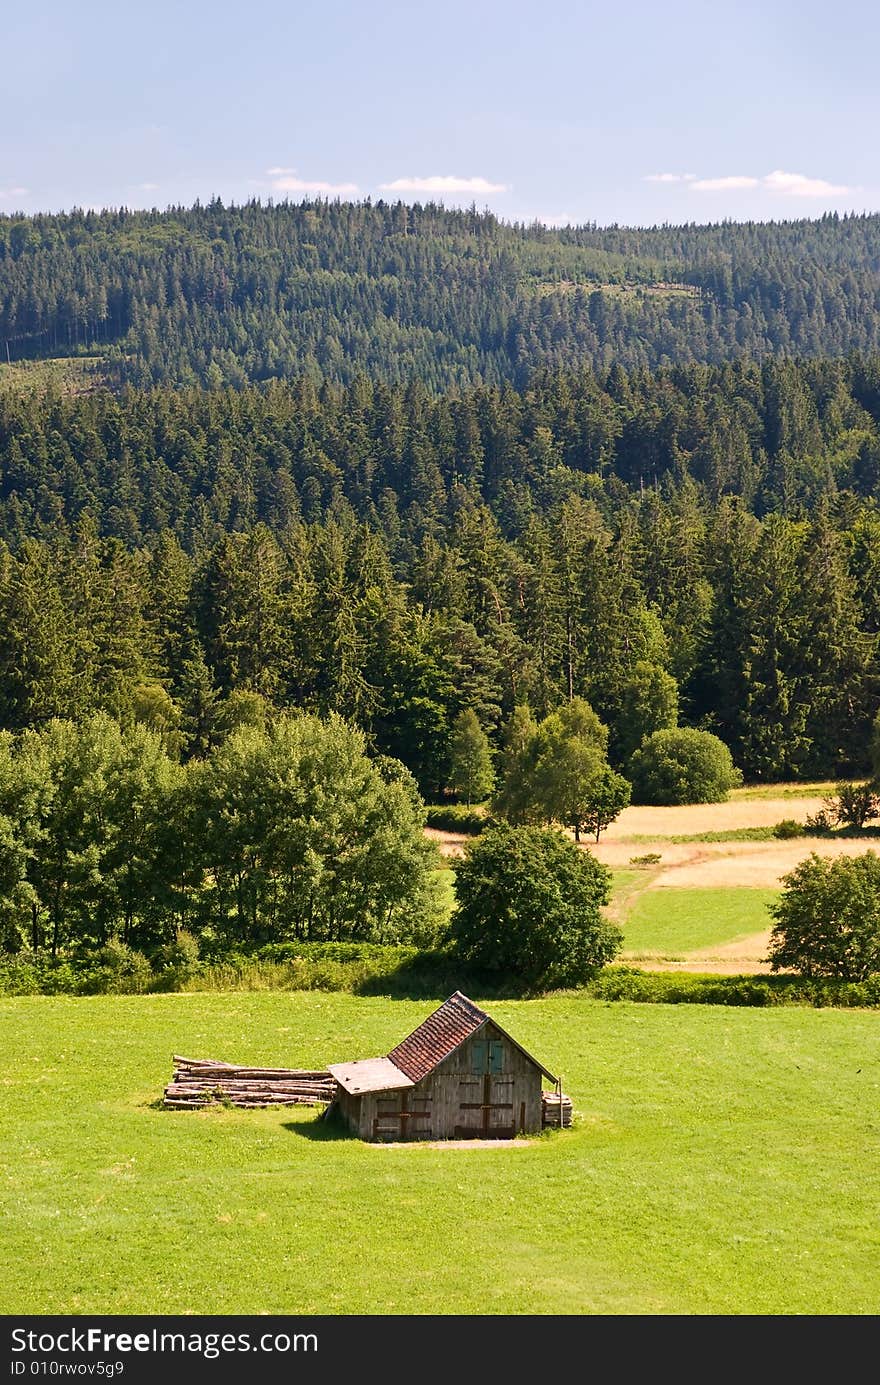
448, 709, 494, 806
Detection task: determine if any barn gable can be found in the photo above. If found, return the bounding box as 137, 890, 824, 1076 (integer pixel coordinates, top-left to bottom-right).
389, 991, 557, 1085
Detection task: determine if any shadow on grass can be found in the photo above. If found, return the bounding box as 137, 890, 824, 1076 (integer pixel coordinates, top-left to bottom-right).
282, 1109, 357, 1142
353, 951, 522, 1001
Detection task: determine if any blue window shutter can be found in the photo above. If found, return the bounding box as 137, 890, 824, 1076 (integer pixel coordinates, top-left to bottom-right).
489, 1041, 504, 1073
472, 1040, 488, 1074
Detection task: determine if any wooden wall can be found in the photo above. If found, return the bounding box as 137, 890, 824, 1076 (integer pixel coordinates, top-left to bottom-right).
339, 1022, 545, 1141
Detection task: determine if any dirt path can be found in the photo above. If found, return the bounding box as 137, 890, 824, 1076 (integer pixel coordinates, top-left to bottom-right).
632, 930, 775, 974
592, 836, 878, 888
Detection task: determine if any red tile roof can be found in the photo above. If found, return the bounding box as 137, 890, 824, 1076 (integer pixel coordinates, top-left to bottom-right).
388, 991, 488, 1082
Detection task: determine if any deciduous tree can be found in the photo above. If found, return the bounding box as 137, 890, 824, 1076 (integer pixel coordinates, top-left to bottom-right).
449, 823, 620, 988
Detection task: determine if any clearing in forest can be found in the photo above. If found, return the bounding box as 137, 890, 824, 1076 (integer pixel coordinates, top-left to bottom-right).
428, 785, 873, 972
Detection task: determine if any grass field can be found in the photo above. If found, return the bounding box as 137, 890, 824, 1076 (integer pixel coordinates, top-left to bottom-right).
731, 782, 842, 802
0, 355, 106, 396
2, 992, 878, 1315
433, 864, 457, 920
621, 888, 778, 958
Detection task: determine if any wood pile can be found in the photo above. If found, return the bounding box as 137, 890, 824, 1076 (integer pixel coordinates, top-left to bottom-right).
163, 1055, 338, 1109
541, 1091, 573, 1129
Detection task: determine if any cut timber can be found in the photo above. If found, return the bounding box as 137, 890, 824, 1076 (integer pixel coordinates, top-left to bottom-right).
541, 1091, 573, 1129
163, 1055, 337, 1109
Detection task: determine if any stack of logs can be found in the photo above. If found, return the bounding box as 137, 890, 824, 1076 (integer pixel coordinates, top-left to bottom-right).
541, 1091, 573, 1129
163, 1055, 337, 1110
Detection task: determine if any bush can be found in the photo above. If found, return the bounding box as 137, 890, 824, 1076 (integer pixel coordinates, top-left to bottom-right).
627, 729, 742, 805
767, 852, 880, 981
152, 930, 200, 987
585, 968, 880, 1008
77, 941, 154, 995
804, 809, 834, 835
448, 823, 620, 988
425, 805, 487, 834
827, 782, 879, 829
773, 819, 803, 839
0, 955, 80, 995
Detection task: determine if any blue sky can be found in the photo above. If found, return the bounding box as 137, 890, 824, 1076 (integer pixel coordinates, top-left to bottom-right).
3, 0, 878, 226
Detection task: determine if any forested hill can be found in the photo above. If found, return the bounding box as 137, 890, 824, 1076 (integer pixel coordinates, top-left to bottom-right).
3, 354, 880, 547
2, 201, 880, 389
2, 357, 880, 786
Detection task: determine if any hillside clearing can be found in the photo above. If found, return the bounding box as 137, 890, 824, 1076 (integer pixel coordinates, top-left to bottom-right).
431, 792, 876, 974
620, 887, 777, 959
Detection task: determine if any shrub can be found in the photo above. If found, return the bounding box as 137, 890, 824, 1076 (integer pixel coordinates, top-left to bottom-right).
585, 968, 879, 1008
630, 852, 662, 865
77, 941, 153, 994
448, 823, 620, 988
425, 805, 487, 834
804, 808, 834, 835
627, 728, 742, 805
152, 929, 200, 987
773, 819, 803, 840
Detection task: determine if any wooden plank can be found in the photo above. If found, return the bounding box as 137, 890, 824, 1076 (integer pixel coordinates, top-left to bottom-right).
458, 1102, 513, 1111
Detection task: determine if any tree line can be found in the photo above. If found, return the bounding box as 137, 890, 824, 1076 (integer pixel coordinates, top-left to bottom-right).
0, 712, 439, 958
0, 498, 873, 788
2, 201, 880, 388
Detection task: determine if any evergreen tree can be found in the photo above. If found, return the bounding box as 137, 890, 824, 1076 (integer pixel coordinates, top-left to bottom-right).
448, 709, 494, 806
613, 660, 679, 765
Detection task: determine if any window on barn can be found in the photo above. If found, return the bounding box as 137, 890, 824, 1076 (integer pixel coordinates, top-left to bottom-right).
471, 1040, 504, 1074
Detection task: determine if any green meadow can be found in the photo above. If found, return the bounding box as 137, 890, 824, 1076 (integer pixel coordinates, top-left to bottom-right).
621, 887, 778, 958
2, 992, 877, 1315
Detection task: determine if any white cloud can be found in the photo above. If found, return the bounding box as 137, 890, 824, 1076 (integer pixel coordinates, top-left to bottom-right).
691, 175, 761, 192
379, 175, 509, 195
266, 167, 358, 195
0, 185, 29, 199
135, 182, 160, 192
537, 212, 576, 227
762, 169, 852, 198
688, 169, 854, 197
647, 168, 857, 200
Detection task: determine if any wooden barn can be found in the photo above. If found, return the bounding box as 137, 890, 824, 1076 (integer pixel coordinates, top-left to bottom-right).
327, 991, 563, 1142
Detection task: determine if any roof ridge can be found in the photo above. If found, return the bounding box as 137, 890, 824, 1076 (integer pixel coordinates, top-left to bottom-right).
448, 990, 487, 1018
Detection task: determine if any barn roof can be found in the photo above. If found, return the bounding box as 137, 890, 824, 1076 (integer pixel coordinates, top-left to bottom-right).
389, 991, 557, 1084
328, 1056, 413, 1095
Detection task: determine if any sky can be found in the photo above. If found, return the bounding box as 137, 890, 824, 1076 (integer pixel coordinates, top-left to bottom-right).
3, 0, 879, 228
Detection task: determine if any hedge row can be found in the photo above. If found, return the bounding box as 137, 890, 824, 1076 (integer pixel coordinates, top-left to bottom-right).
424, 805, 487, 834
585, 967, 880, 1008
1, 951, 877, 1008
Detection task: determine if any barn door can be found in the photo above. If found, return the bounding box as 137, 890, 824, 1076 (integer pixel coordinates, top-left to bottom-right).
455, 1039, 515, 1138
373, 1088, 432, 1141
